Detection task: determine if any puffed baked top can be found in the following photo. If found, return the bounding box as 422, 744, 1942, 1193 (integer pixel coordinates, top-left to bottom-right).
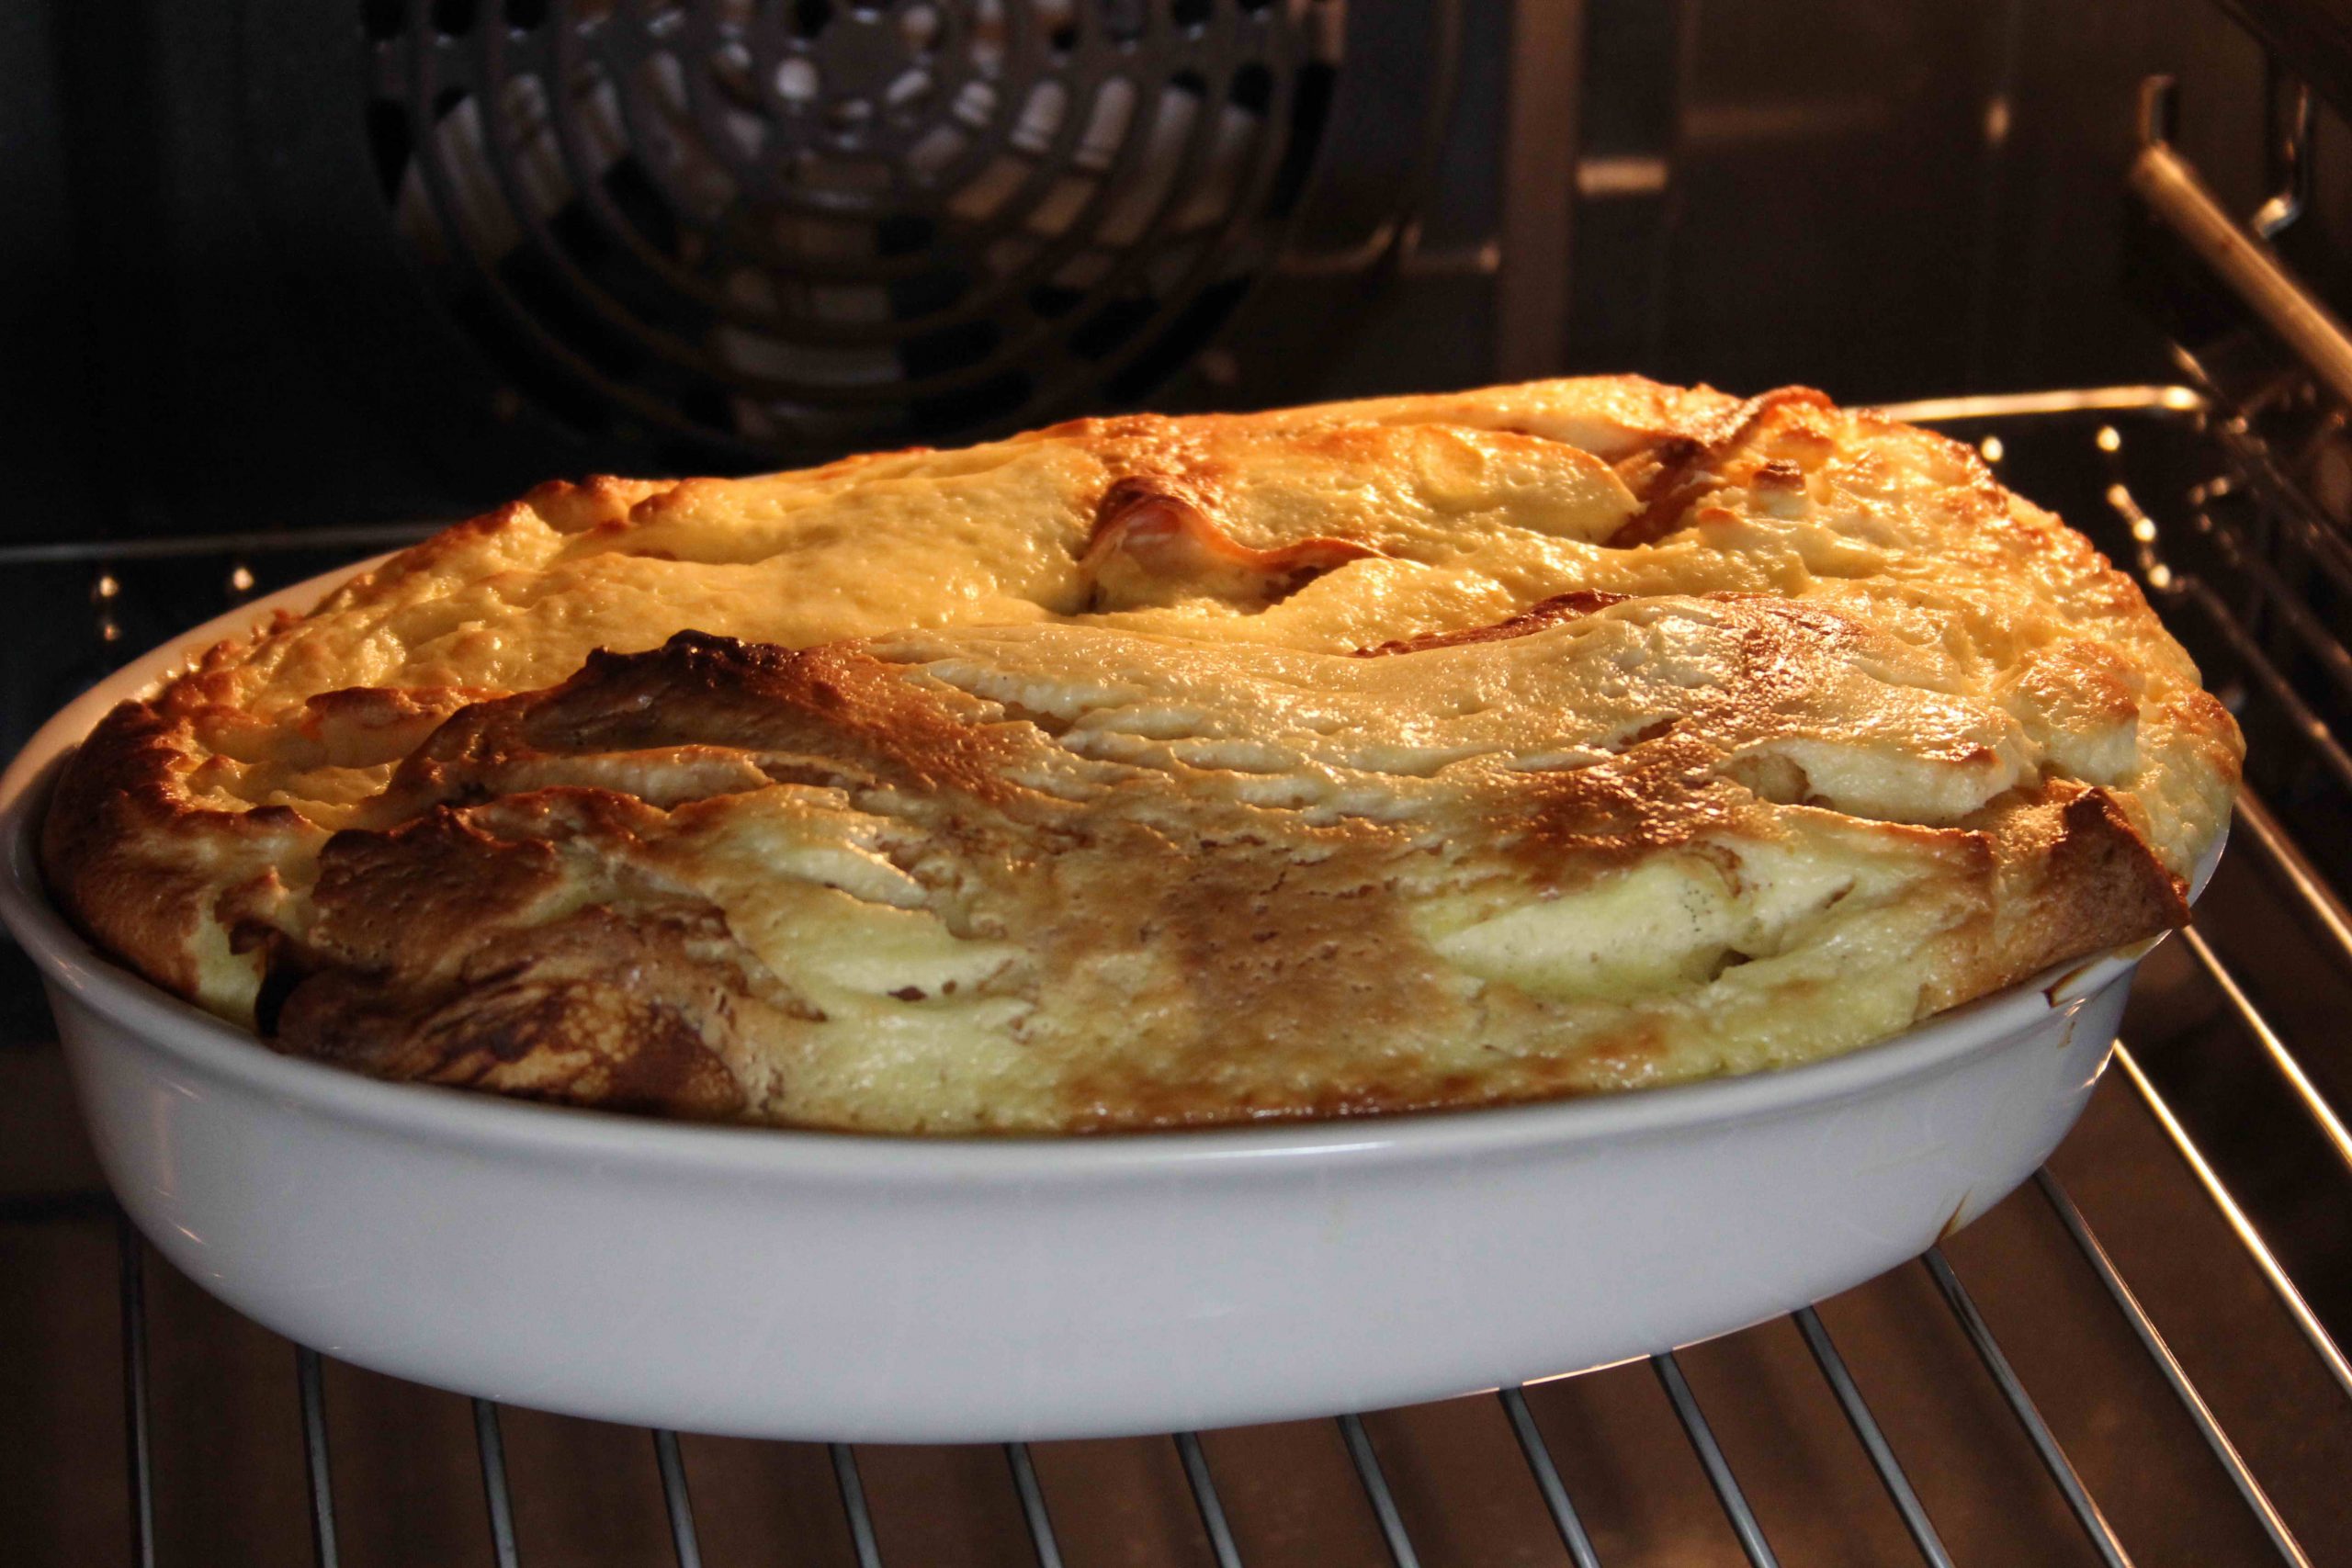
43, 378, 2242, 1132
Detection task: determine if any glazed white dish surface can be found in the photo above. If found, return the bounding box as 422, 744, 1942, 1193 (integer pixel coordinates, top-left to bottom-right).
0, 569, 2188, 1441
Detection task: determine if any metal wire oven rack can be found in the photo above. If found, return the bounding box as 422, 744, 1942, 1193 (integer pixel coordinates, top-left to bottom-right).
12, 126, 2352, 1568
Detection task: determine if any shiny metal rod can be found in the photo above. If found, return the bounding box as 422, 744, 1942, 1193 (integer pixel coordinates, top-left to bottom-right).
2034, 1170, 2309, 1563
473, 1401, 521, 1568
651, 1430, 703, 1568
1792, 1309, 1953, 1567
1337, 1415, 1423, 1568
2182, 581, 2352, 798
1005, 1442, 1065, 1568
1499, 1387, 1604, 1568
1175, 1433, 1247, 1568
2132, 79, 2352, 411
2233, 789, 2352, 966
1923, 1251, 2132, 1568
1652, 1353, 1778, 1568
2114, 1044, 2352, 1400
1877, 385, 2203, 423
830, 1445, 885, 1568
2179, 926, 2352, 1173
297, 1348, 341, 1568
117, 1217, 155, 1568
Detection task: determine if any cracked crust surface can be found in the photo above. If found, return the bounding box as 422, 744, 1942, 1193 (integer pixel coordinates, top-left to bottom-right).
42, 377, 2242, 1132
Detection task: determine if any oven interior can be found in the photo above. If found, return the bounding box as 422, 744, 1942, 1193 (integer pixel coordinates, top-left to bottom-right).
6, 2, 2352, 1563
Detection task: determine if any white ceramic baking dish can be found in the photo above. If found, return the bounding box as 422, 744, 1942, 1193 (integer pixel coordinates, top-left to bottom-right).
0, 570, 2201, 1442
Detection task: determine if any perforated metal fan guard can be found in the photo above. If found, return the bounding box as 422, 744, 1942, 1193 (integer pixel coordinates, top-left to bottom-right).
359, 0, 1368, 465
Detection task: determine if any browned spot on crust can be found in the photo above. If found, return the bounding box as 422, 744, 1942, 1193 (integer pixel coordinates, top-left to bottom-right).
293, 684, 488, 770
1048, 826, 1454, 1126
378, 631, 1043, 821
1610, 386, 1836, 547
305, 809, 569, 980
1080, 475, 1378, 610
254, 805, 797, 1118
1353, 591, 1629, 657
2043, 784, 2190, 937
529, 474, 676, 534
40, 700, 313, 1009
1509, 733, 1749, 875
1919, 780, 2188, 1016
279, 904, 750, 1120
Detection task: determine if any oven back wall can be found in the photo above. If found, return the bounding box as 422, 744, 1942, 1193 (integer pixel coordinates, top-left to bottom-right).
0, 0, 2289, 547
1542, 0, 2277, 402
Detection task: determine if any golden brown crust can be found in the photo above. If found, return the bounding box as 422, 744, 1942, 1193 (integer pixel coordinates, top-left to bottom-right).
42, 704, 211, 998
1081, 474, 1382, 612
41, 377, 2242, 1132
1353, 590, 1631, 657
1608, 385, 1839, 547
277, 897, 754, 1121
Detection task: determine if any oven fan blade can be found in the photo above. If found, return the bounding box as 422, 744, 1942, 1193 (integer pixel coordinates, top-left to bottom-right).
359, 0, 1373, 466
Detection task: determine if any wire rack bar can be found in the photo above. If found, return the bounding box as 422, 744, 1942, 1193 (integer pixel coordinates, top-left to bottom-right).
1337, 1414, 1423, 1568
473, 1401, 522, 1568
2132, 113, 2352, 409
297, 1348, 342, 1568
2178, 926, 2352, 1171
2259, 495, 2352, 613
1651, 1352, 1780, 1568
650, 1430, 704, 1568
1498, 1387, 1605, 1568
1874, 385, 2206, 423
1922, 1250, 2132, 1568
2196, 503, 2352, 702
0, 520, 442, 569
2233, 789, 2352, 964
2113, 1043, 2352, 1399
2181, 579, 2352, 795
2203, 419, 2352, 602
829, 1445, 886, 1568
1791, 1308, 1954, 1568
2032, 1170, 2310, 1563
117, 1218, 155, 1568
1174, 1432, 1247, 1568
1004, 1442, 1066, 1568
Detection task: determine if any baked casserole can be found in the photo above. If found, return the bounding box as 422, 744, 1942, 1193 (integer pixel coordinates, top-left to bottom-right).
41, 378, 2243, 1132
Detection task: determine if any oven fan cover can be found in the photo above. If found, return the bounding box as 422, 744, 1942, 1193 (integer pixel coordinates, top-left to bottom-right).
348, 0, 1415, 468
